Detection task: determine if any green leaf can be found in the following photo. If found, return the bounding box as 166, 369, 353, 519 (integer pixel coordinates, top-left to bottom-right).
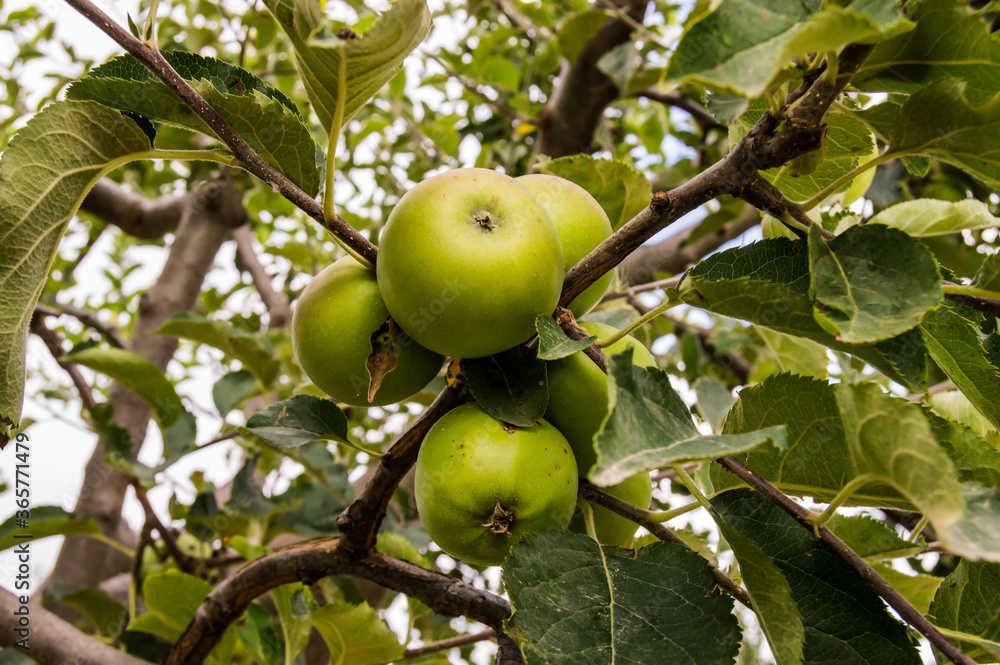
67, 51, 320, 195
972, 254, 1000, 293
243, 394, 350, 449
0, 101, 152, 437
925, 409, 1000, 487
868, 562, 943, 616
865, 199, 1000, 237
535, 155, 651, 230
713, 516, 805, 665
158, 312, 279, 386
264, 0, 431, 135
667, 0, 911, 97
712, 490, 921, 665
141, 569, 214, 632
65, 347, 185, 427
463, 346, 548, 427
712, 374, 965, 532
271, 583, 314, 665
941, 483, 1000, 563
919, 304, 1000, 431
731, 101, 875, 201
483, 56, 520, 91
929, 560, 1000, 661
808, 224, 942, 343
929, 390, 1000, 448
0, 506, 99, 552
558, 10, 611, 63
213, 369, 259, 415
57, 588, 128, 637
888, 81, 1000, 189
692, 376, 735, 432
853, 0, 1000, 106
591, 348, 787, 486
679, 237, 928, 389
826, 514, 924, 560
535, 315, 597, 360
754, 326, 829, 380
236, 603, 281, 665
376, 531, 433, 569
311, 602, 404, 665
503, 531, 741, 665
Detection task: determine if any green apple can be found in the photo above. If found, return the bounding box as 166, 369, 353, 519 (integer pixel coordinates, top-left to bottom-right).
516, 174, 614, 317
377, 168, 564, 359
414, 403, 578, 566
292, 257, 444, 406
569, 471, 653, 547
544, 320, 657, 474
545, 320, 656, 547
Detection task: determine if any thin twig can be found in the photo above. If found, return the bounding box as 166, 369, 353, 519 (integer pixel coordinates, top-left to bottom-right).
232, 225, 293, 329
578, 480, 752, 610
425, 53, 527, 122
715, 456, 976, 665
37, 301, 127, 348
401, 629, 497, 660
131, 479, 196, 574
636, 90, 726, 132
63, 0, 378, 266
28, 313, 99, 411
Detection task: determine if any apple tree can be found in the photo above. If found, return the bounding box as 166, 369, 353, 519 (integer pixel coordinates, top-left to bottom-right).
1, 0, 1000, 664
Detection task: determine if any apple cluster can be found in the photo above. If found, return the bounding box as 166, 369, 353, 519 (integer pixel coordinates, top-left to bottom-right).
291, 168, 653, 566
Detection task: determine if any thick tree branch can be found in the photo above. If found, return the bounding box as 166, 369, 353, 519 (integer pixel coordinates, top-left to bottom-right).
715, 456, 976, 665
47, 171, 247, 603
80, 178, 186, 239
578, 480, 753, 610
622, 205, 761, 283
165, 539, 511, 664
536, 0, 650, 158
232, 225, 293, 329
0, 588, 150, 665
64, 0, 378, 266
336, 388, 461, 556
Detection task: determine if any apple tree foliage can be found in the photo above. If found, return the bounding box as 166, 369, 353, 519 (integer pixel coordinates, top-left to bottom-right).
1, 0, 1000, 664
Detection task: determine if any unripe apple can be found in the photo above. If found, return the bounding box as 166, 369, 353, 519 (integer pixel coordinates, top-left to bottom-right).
292, 257, 444, 406
545, 320, 656, 547
516, 174, 614, 317
377, 168, 564, 359
414, 403, 578, 566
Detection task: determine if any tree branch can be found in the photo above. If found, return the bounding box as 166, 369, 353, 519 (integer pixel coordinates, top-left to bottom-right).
80, 178, 186, 239
401, 629, 497, 660
46, 171, 247, 605
715, 456, 976, 665
36, 301, 127, 349
131, 478, 196, 574
0, 588, 150, 665
28, 312, 99, 411
635, 89, 726, 132
336, 388, 461, 556
560, 44, 875, 306
165, 539, 511, 664
63, 0, 378, 266
536, 0, 650, 158
232, 225, 293, 329
622, 205, 761, 284
578, 480, 752, 610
